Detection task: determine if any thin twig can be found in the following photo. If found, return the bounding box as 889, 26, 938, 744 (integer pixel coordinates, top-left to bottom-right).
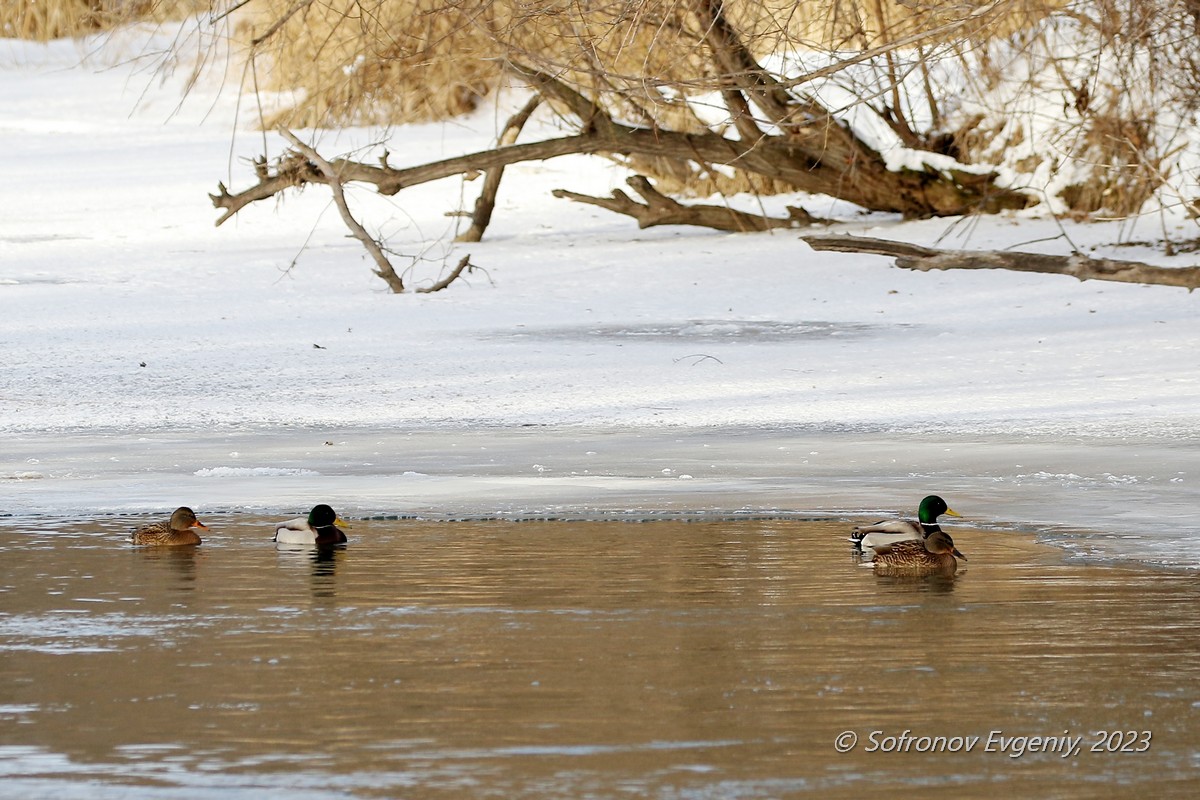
779, 0, 1008, 90
250, 0, 317, 47
674, 354, 725, 366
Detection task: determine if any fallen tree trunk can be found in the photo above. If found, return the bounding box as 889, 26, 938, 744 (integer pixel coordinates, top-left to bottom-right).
802, 234, 1200, 290
210, 61, 1032, 229
210, 119, 1030, 227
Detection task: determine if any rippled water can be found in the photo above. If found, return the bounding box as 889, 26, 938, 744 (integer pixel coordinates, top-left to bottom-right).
1, 517, 1197, 798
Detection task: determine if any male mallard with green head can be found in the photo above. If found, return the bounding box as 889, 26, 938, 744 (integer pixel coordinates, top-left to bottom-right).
274, 504, 348, 546
851, 495, 961, 549
130, 507, 207, 546
867, 530, 966, 576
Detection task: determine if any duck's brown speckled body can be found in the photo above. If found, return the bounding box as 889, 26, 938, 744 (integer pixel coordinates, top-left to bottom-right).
130, 507, 207, 546
868, 530, 966, 576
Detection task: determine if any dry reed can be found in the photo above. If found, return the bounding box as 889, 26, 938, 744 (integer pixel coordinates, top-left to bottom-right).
2, 0, 205, 41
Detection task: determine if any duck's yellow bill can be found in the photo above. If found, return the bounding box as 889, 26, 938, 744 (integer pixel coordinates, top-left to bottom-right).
335, 518, 351, 529
945, 508, 962, 518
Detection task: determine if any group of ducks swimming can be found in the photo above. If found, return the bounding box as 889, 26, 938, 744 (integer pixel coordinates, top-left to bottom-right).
131, 495, 967, 575
129, 504, 348, 547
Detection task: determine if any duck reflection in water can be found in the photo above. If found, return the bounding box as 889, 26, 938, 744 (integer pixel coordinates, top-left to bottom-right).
134, 545, 202, 591
309, 546, 341, 599
275, 537, 344, 599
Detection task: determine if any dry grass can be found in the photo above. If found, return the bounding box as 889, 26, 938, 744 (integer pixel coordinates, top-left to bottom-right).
2, 0, 141, 40
237, 0, 501, 128
1061, 114, 1162, 215
2, 0, 205, 41
950, 0, 1192, 216
238, 1, 1061, 129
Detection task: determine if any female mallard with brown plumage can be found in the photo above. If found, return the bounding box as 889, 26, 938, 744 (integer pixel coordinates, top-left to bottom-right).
851, 495, 961, 550
130, 507, 208, 546
866, 530, 967, 576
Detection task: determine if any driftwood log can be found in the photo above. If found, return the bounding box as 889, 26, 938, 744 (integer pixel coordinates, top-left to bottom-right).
553, 176, 817, 232
803, 234, 1200, 290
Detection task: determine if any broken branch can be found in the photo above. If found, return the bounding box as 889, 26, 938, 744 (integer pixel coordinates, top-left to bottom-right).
802, 234, 1200, 289
554, 175, 816, 231
280, 129, 405, 293
416, 255, 472, 293
455, 94, 542, 243
212, 79, 1031, 227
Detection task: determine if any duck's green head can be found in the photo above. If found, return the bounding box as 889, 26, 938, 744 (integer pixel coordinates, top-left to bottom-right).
918, 495, 960, 524
308, 504, 347, 529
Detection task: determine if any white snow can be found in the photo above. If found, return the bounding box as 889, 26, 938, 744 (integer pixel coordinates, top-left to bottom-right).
1, 22, 1198, 567
193, 467, 319, 477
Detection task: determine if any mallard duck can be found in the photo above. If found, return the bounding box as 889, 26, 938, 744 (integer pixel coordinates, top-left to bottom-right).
130, 507, 207, 546
850, 495, 960, 549
274, 504, 348, 546
866, 530, 966, 576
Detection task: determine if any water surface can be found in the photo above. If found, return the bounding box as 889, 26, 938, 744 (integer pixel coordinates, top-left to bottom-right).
1, 517, 1197, 798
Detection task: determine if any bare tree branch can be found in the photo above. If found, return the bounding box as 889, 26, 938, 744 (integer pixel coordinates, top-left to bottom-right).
249, 0, 317, 47
214, 111, 1030, 225
415, 255, 473, 293
455, 94, 541, 243
690, 0, 797, 126
554, 175, 816, 232
779, 0, 1008, 91
803, 234, 1200, 289
280, 129, 405, 293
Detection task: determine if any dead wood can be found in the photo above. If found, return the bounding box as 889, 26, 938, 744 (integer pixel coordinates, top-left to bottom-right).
455, 95, 541, 243
554, 176, 816, 232
691, 0, 797, 129
211, 57, 1032, 231
212, 115, 1029, 225
281, 129, 406, 293
416, 255, 473, 293
802, 234, 1200, 290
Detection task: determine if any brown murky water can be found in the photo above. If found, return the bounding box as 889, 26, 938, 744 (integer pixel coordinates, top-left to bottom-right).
1, 517, 1197, 798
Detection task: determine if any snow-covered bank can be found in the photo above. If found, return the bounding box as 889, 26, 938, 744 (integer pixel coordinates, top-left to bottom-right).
1, 26, 1197, 567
